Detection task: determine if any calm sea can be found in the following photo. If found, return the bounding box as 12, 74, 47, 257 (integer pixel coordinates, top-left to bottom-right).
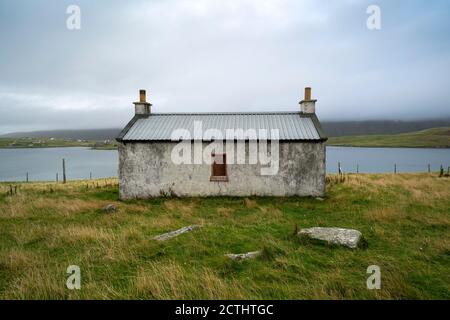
0, 146, 449, 182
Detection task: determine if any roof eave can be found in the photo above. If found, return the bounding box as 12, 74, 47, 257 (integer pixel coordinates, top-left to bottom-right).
305, 113, 328, 140
116, 114, 148, 142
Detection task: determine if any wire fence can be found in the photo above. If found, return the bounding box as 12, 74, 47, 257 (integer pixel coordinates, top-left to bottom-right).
331, 162, 450, 175
2, 158, 450, 182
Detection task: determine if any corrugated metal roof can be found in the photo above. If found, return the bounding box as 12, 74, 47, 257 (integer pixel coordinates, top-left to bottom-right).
119, 112, 326, 141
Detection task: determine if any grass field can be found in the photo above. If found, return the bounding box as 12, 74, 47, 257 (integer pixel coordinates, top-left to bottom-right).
0, 174, 449, 299
327, 127, 450, 148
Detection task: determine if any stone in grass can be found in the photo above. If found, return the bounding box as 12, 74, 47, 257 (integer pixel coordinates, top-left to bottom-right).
154, 225, 201, 242
298, 227, 363, 249
103, 204, 117, 214
225, 251, 261, 261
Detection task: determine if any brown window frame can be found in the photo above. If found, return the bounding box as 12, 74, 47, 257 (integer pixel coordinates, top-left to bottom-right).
210, 153, 228, 182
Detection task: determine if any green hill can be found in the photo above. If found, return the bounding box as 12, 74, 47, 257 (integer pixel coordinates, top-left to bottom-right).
327, 127, 450, 148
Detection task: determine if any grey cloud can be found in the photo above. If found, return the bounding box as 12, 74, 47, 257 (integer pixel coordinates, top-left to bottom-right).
0, 0, 449, 134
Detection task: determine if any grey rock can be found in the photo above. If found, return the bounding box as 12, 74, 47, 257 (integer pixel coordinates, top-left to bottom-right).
298, 227, 362, 249
154, 225, 201, 241
225, 251, 261, 261
103, 204, 117, 213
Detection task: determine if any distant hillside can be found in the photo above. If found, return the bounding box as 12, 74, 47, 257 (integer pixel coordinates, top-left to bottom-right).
321, 119, 450, 137
2, 119, 450, 140
327, 127, 450, 148
1, 128, 121, 140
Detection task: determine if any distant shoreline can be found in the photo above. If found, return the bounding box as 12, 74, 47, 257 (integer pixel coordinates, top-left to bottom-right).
326, 144, 450, 149
0, 146, 117, 150
1, 126, 449, 149
0, 137, 117, 150
326, 127, 450, 149
1, 144, 449, 150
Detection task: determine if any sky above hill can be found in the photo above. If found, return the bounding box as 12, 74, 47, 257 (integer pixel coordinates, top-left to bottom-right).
0, 0, 449, 133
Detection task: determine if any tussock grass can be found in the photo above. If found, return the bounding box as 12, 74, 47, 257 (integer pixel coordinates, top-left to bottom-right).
134, 260, 245, 299
243, 198, 257, 208
0, 174, 449, 299
364, 207, 406, 223
216, 207, 234, 217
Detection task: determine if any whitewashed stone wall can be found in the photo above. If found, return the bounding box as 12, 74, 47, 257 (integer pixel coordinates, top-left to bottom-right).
118, 141, 325, 198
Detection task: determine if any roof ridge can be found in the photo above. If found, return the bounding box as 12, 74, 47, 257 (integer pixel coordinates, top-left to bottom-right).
150, 111, 302, 115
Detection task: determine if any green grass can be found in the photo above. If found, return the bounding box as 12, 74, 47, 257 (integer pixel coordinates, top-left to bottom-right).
327, 127, 450, 148
0, 138, 117, 149
0, 174, 449, 299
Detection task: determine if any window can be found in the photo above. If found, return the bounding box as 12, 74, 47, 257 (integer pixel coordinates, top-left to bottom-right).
210, 153, 228, 182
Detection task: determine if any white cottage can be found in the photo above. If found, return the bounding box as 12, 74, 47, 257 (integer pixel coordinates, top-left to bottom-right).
117, 88, 327, 199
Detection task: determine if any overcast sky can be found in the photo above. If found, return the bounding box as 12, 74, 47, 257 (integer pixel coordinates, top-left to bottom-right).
0, 0, 449, 134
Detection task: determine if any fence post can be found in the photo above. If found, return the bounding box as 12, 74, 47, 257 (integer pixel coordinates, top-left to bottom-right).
26, 172, 29, 183
356, 164, 359, 174
338, 162, 342, 175
56, 173, 59, 182
90, 172, 92, 180
62, 158, 66, 184
394, 163, 397, 174
428, 164, 430, 173
440, 164, 444, 177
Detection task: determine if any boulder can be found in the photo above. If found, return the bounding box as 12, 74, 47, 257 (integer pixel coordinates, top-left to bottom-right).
225, 251, 261, 261
154, 225, 201, 241
298, 227, 362, 249
103, 204, 117, 214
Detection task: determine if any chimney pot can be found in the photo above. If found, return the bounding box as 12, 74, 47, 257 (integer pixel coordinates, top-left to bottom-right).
305, 87, 312, 101
139, 89, 146, 103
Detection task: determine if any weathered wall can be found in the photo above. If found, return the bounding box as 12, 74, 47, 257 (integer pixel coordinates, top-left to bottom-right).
118, 141, 325, 198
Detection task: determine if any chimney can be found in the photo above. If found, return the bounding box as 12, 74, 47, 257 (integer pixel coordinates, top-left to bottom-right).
134, 89, 151, 115
139, 89, 146, 103
299, 87, 316, 114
